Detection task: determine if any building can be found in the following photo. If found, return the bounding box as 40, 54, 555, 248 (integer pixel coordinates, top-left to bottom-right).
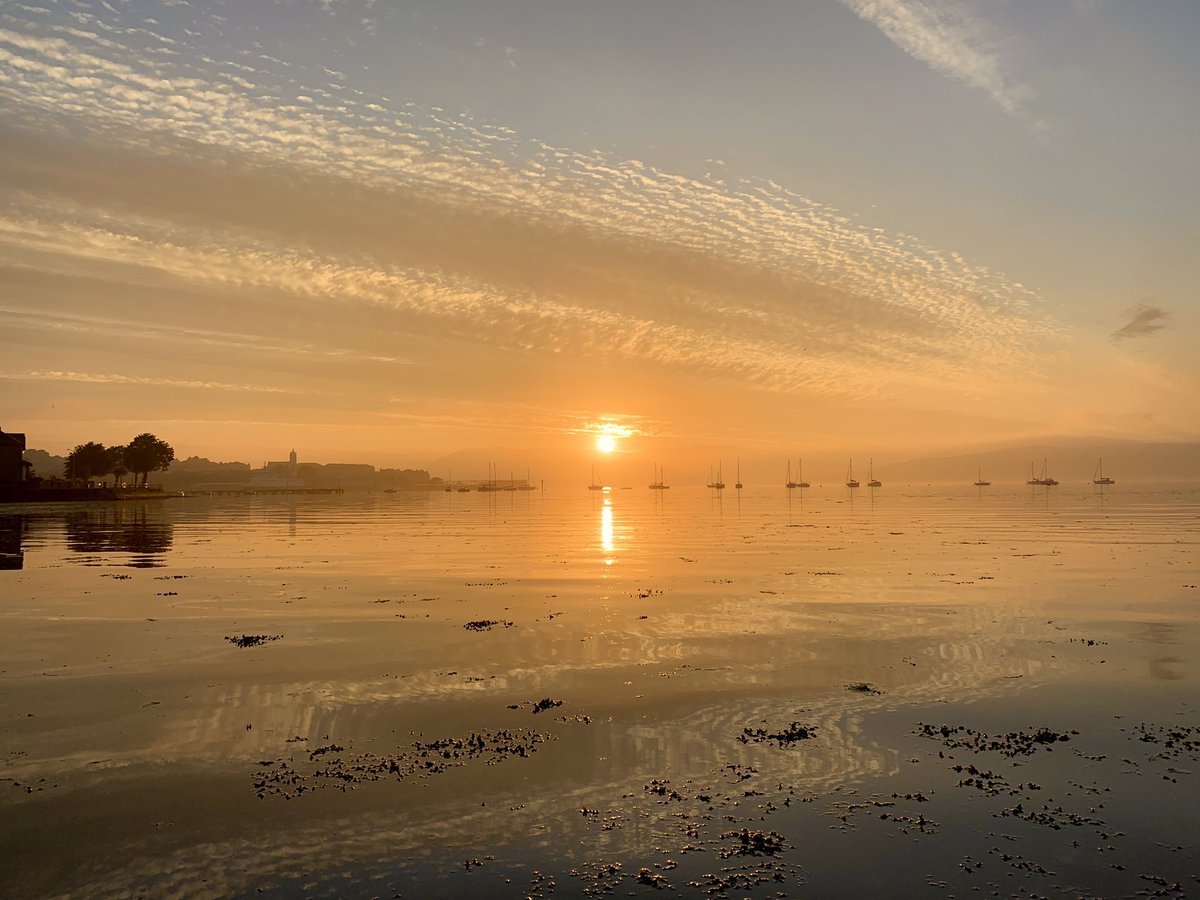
250, 449, 306, 489
0, 427, 32, 486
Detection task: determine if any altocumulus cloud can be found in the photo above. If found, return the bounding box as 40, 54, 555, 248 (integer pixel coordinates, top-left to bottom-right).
0, 2, 1060, 403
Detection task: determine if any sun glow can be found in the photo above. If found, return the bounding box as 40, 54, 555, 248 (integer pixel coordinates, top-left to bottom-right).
596, 434, 618, 453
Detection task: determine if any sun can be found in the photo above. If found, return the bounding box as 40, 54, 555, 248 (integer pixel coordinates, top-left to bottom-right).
596, 434, 618, 454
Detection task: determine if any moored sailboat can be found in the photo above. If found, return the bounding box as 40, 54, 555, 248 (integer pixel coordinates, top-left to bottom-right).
587, 465, 605, 491
973, 466, 991, 487
1040, 458, 1058, 486
867, 458, 881, 488
1026, 458, 1059, 487
1093, 458, 1115, 485
707, 463, 725, 490
845, 458, 859, 488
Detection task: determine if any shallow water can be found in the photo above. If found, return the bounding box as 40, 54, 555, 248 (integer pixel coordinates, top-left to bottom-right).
2, 484, 1198, 898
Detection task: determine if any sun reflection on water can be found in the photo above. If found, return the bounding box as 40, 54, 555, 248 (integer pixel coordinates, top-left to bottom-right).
601, 498, 615, 563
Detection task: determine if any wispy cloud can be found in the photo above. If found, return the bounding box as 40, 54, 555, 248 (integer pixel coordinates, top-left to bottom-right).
839, 0, 1033, 121
1, 370, 301, 393
0, 4, 1058, 410
1111, 304, 1169, 343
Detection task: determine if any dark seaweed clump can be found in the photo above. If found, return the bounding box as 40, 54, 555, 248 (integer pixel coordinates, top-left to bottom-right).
848, 681, 883, 694
916, 723, 1075, 757
464, 620, 514, 631
720, 828, 786, 857
738, 722, 816, 746
225, 634, 283, 648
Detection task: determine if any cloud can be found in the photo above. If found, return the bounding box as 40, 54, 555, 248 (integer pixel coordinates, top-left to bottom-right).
0, 369, 302, 393
1111, 304, 1169, 342
839, 0, 1032, 121
0, 4, 1059, 410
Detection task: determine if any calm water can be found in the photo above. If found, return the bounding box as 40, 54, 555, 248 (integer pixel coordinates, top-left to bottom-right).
2, 484, 1198, 898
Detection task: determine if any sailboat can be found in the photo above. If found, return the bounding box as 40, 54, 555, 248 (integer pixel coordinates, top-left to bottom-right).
587, 465, 605, 491
1033, 458, 1058, 486
845, 458, 859, 488
1026, 461, 1041, 486
973, 466, 991, 487
797, 458, 810, 489
478, 462, 501, 491
517, 467, 536, 490
1093, 458, 1115, 485
1042, 458, 1058, 486
707, 463, 725, 490
649, 464, 670, 489
867, 458, 881, 488
735, 458, 743, 490
444, 468, 453, 492
785, 460, 798, 490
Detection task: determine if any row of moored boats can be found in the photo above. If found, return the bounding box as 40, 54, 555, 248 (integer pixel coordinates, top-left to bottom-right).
588, 457, 1118, 490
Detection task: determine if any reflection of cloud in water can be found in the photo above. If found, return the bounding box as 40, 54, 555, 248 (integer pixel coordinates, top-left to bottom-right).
4, 595, 1051, 791
52, 656, 1049, 900
1149, 656, 1183, 681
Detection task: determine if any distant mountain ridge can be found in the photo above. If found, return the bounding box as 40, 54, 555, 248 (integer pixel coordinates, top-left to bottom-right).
885, 440, 1200, 485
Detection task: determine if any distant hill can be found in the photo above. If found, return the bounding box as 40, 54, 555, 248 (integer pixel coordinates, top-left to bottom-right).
884, 440, 1200, 485
22, 448, 66, 480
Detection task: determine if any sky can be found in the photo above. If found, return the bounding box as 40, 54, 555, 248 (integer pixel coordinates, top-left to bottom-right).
1, 0, 1197, 479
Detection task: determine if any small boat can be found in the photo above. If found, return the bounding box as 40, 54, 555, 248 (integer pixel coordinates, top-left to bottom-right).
785, 460, 798, 490
845, 458, 859, 489
1040, 458, 1058, 486
649, 464, 670, 489
867, 458, 881, 488
1093, 458, 1115, 485
478, 462, 501, 491
707, 463, 725, 490
517, 467, 536, 490
444, 469, 453, 492
1027, 458, 1059, 487
587, 465, 605, 491
735, 458, 743, 490
796, 458, 810, 489
973, 466, 991, 487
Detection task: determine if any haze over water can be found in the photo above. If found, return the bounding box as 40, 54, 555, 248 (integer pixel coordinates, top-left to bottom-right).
2, 484, 1197, 897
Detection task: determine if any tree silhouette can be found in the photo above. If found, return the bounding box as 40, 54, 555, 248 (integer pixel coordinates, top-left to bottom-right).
105, 445, 129, 486
64, 442, 111, 483
123, 434, 174, 487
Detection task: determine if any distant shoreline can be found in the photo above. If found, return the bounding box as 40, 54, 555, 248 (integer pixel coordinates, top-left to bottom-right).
0, 487, 177, 504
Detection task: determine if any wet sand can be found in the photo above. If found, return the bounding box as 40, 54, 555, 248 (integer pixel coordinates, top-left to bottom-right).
1, 485, 1197, 897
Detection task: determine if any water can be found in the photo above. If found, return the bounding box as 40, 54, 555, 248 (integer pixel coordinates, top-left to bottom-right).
2, 485, 1198, 898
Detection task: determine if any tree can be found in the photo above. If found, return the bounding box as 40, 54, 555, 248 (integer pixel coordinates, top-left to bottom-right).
64, 442, 111, 483
107, 445, 129, 486
122, 433, 175, 487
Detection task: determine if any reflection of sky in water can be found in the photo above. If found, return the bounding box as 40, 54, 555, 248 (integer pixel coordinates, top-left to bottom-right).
2, 486, 1199, 897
